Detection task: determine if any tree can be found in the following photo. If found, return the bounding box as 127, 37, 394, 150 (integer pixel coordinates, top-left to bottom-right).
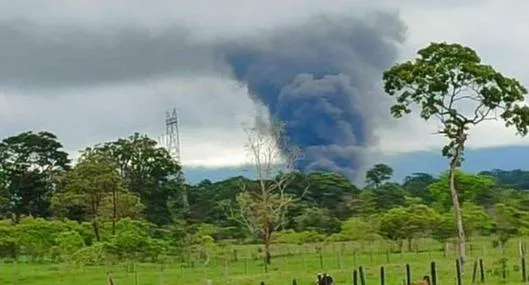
302, 172, 359, 220
365, 163, 394, 188
0, 131, 70, 222
490, 203, 529, 247
293, 206, 340, 234
402, 173, 437, 204
229, 120, 307, 265
359, 183, 408, 214
333, 217, 380, 241
97, 133, 185, 226
383, 42, 529, 260
432, 202, 494, 244
480, 169, 529, 190
428, 171, 498, 210
52, 149, 133, 241
378, 204, 441, 251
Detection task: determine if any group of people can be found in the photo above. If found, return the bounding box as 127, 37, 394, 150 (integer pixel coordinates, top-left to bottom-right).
316, 273, 334, 285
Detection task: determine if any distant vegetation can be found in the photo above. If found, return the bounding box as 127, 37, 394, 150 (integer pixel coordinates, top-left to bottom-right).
1, 130, 529, 266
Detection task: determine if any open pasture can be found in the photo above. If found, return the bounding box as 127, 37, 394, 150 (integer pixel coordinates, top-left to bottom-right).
1, 237, 526, 285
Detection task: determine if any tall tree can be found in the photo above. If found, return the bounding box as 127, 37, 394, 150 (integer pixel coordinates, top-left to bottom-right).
365, 163, 394, 188
402, 173, 437, 204
52, 149, 140, 240
98, 133, 184, 226
383, 42, 529, 260
0, 131, 70, 222
303, 172, 359, 220
229, 120, 308, 265
359, 183, 408, 214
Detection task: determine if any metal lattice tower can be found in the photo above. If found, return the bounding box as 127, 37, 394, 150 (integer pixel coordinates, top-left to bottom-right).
160, 108, 189, 211
163, 108, 181, 162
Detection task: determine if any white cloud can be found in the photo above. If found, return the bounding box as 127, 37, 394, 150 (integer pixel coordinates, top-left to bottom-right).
0, 76, 258, 167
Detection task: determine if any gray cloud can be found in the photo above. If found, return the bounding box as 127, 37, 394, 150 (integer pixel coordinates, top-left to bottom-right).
0, 20, 221, 88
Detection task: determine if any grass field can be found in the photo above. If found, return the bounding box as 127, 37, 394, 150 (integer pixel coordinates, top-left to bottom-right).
1, 237, 526, 285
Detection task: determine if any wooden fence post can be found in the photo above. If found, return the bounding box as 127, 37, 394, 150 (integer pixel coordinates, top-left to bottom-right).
405, 263, 411, 285
430, 261, 437, 285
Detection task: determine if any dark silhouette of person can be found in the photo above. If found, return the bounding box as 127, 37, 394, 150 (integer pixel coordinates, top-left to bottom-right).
317, 273, 334, 285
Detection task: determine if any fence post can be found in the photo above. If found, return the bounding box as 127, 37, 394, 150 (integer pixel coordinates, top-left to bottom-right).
456, 259, 462, 285
233, 249, 238, 262
405, 263, 411, 285
430, 261, 437, 285
471, 259, 478, 284
522, 256, 527, 283
380, 266, 385, 285
244, 258, 248, 274
353, 269, 358, 285
359, 266, 366, 285
479, 258, 485, 283
502, 258, 507, 281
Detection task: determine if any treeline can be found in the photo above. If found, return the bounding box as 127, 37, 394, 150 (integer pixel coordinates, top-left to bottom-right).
1, 130, 529, 264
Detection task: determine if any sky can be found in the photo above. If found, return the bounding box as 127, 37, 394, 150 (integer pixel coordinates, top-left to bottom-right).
0, 0, 528, 170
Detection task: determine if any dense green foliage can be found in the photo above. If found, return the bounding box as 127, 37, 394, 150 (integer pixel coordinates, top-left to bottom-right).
1, 129, 529, 266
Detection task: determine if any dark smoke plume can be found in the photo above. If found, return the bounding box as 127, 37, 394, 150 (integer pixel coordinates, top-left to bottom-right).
219, 12, 406, 180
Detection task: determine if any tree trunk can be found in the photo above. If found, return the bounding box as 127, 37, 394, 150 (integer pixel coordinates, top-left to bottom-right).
112, 189, 117, 235
263, 222, 272, 265
449, 160, 466, 262
11, 212, 20, 224
407, 238, 413, 252
92, 218, 101, 242
264, 241, 271, 265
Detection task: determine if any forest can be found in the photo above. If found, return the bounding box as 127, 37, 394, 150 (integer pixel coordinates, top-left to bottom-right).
1, 129, 529, 266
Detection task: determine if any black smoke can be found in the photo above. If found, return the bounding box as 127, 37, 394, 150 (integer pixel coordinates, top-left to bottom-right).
219, 13, 406, 179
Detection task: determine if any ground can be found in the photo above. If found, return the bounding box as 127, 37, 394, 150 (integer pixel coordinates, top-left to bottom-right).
0, 237, 525, 285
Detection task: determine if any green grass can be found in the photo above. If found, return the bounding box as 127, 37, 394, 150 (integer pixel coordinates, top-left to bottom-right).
1, 237, 527, 284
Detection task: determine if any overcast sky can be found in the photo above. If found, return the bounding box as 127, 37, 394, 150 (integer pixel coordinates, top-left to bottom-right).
0, 0, 528, 167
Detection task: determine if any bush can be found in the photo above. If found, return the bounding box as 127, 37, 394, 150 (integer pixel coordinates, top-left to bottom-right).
0, 221, 18, 259
273, 230, 326, 244
328, 217, 381, 242
53, 231, 85, 262
71, 242, 112, 265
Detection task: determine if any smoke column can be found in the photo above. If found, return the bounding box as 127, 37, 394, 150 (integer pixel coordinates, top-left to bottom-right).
219, 12, 406, 180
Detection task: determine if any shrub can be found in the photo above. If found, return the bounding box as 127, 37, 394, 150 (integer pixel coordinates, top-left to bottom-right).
273, 230, 326, 244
